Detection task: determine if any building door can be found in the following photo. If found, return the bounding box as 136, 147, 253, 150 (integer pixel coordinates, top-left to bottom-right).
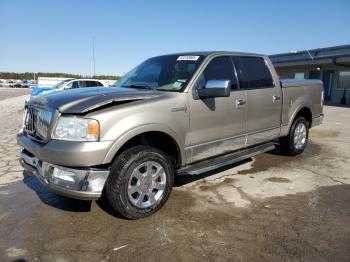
322, 71, 334, 101
309, 70, 320, 79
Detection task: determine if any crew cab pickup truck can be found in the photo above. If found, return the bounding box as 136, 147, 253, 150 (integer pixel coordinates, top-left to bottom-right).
18, 52, 324, 219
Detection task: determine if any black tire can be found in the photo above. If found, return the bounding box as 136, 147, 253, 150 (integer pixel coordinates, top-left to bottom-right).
279, 116, 309, 156
105, 145, 174, 219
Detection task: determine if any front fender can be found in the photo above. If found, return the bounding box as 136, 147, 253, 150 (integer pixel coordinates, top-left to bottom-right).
103, 124, 186, 166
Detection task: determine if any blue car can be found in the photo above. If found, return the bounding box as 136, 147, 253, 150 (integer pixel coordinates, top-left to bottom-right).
28, 79, 106, 101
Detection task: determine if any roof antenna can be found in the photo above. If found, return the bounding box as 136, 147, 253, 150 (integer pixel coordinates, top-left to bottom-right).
306, 49, 314, 60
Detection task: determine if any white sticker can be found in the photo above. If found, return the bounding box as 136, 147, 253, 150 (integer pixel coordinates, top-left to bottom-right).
177, 55, 200, 61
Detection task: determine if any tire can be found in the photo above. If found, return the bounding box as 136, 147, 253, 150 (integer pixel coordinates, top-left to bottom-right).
105, 145, 174, 219
279, 116, 309, 156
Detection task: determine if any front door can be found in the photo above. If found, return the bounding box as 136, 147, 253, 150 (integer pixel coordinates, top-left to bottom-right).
322, 70, 334, 101
234, 56, 282, 146
188, 56, 247, 163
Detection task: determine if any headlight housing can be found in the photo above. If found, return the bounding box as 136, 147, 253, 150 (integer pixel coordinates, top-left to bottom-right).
52, 116, 100, 142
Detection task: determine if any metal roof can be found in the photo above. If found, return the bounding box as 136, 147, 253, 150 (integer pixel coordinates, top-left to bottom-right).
269, 44, 350, 65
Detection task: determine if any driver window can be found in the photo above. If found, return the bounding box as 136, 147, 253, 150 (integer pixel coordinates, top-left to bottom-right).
71, 81, 79, 89
64, 82, 73, 89
202, 56, 238, 90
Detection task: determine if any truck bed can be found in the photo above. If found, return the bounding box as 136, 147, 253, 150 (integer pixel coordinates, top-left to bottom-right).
280, 79, 323, 135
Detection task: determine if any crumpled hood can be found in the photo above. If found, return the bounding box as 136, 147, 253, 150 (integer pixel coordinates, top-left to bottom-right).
31, 86, 56, 97
27, 87, 163, 113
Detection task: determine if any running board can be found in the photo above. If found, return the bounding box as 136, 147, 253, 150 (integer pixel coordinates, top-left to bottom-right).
177, 142, 275, 175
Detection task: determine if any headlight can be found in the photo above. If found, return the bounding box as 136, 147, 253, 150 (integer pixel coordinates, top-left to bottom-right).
52, 116, 100, 141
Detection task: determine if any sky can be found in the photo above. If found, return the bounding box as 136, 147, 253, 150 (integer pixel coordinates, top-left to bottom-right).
1, 0, 350, 76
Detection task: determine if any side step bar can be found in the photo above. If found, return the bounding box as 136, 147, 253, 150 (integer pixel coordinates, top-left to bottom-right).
177, 142, 275, 175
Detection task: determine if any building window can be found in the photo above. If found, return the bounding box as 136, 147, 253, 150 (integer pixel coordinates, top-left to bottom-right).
294, 72, 305, 79
337, 71, 350, 89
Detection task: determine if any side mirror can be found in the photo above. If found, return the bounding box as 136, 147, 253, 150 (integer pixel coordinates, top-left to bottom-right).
197, 80, 231, 99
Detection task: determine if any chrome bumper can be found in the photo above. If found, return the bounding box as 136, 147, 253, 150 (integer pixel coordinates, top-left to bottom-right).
312, 113, 324, 127
19, 147, 109, 200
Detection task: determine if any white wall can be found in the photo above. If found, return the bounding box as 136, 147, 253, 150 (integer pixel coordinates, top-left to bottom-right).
37, 77, 71, 87
100, 79, 116, 86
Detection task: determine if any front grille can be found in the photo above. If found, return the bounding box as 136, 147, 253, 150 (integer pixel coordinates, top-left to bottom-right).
24, 107, 53, 141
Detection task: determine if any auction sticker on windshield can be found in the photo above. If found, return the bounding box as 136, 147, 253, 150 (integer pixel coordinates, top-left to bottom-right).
177, 56, 200, 61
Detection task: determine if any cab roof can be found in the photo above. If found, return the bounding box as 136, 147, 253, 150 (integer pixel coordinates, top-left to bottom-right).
161, 51, 265, 57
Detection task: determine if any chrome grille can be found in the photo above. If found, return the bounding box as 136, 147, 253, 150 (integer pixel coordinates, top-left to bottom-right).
24, 107, 53, 141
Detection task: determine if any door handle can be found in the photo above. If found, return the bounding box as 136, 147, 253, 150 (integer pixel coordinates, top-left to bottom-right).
236, 99, 246, 108
272, 95, 281, 103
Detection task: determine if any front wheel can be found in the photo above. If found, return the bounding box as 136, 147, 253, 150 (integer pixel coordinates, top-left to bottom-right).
106, 145, 174, 219
279, 116, 309, 156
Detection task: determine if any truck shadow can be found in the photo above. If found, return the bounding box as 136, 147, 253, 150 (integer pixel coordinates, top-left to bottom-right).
22, 171, 92, 212
22, 171, 133, 219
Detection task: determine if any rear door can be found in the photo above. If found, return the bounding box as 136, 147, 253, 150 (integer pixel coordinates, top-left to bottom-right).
188, 56, 247, 162
233, 56, 282, 146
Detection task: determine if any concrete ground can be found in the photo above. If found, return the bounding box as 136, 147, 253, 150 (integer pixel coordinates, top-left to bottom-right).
0, 89, 349, 262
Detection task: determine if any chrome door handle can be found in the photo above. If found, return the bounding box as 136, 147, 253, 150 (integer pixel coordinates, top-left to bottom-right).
236, 99, 246, 108
272, 95, 281, 103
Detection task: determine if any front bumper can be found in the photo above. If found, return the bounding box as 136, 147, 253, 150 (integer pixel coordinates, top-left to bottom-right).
17, 132, 113, 167
19, 147, 109, 200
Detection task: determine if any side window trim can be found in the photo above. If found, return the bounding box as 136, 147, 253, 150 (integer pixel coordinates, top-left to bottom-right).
230, 56, 241, 90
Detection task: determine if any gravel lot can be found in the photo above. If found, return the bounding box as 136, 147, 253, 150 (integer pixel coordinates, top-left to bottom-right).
0, 89, 349, 262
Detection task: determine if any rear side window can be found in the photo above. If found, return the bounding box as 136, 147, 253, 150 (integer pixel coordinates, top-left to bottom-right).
78, 81, 88, 88
203, 56, 238, 89
87, 81, 102, 87
235, 56, 274, 89
94, 81, 104, 86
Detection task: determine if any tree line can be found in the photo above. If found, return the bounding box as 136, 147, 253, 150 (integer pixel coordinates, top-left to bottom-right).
0, 72, 120, 80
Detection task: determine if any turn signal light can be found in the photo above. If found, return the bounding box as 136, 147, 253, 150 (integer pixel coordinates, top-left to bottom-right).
87, 120, 100, 136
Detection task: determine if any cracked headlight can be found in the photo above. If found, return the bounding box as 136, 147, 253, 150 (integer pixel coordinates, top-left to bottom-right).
52, 116, 99, 141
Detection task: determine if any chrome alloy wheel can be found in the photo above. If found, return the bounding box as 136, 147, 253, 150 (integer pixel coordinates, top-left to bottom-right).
294, 122, 307, 150
127, 161, 167, 209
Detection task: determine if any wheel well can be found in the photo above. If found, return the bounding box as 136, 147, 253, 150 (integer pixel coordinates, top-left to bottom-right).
115, 131, 181, 169
295, 107, 312, 127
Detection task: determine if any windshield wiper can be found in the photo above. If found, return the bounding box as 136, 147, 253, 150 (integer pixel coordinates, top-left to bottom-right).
123, 84, 154, 90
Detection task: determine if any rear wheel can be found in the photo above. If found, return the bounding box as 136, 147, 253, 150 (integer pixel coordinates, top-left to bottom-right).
106, 145, 174, 219
280, 116, 309, 155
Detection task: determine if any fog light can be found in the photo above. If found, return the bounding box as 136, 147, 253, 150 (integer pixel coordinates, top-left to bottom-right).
52, 167, 76, 184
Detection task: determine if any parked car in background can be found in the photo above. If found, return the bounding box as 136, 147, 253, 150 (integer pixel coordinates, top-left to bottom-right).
14, 82, 22, 88
18, 51, 324, 219
21, 80, 36, 88
2, 80, 16, 87
28, 79, 106, 100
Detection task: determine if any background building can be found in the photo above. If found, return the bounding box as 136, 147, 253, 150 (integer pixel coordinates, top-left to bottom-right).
270, 45, 350, 105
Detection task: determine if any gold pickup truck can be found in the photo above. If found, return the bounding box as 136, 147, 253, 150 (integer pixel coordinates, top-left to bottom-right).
18, 51, 324, 219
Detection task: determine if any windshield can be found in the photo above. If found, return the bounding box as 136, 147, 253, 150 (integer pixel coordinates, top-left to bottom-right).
53, 79, 73, 89
113, 55, 204, 91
